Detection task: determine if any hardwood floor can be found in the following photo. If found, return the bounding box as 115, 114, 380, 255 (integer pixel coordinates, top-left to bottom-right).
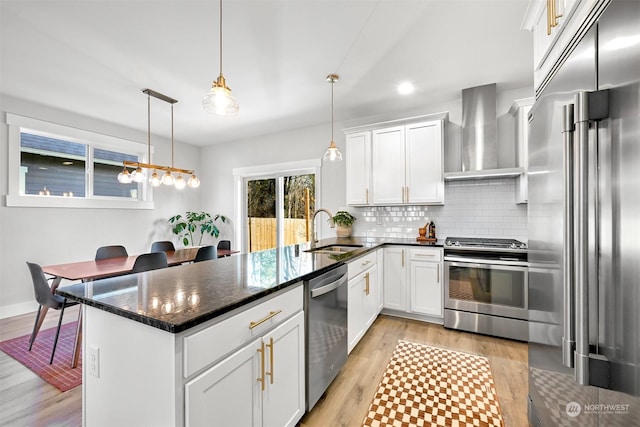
300, 315, 528, 427
0, 310, 527, 427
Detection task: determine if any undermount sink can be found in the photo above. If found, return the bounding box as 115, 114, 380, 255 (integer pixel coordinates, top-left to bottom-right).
305, 244, 363, 255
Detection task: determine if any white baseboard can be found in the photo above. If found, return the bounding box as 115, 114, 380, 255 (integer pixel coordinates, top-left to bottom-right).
0, 301, 38, 319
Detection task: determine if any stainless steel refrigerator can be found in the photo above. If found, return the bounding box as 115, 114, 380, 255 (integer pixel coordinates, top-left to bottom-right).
528, 0, 639, 425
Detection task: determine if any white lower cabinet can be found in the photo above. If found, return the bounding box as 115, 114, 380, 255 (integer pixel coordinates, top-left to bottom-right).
347, 251, 380, 353
409, 253, 442, 317
185, 311, 305, 427
383, 246, 443, 320
383, 246, 407, 311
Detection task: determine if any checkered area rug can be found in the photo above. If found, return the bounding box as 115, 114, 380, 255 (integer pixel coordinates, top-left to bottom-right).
0, 321, 82, 392
362, 340, 504, 427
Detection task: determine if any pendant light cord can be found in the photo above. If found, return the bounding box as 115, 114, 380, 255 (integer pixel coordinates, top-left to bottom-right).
219, 0, 223, 76
331, 80, 334, 141
147, 92, 151, 163
171, 103, 175, 168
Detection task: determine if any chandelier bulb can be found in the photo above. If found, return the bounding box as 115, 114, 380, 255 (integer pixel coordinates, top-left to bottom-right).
162, 170, 175, 186
188, 174, 201, 188
174, 174, 186, 190
149, 170, 162, 187
117, 167, 133, 184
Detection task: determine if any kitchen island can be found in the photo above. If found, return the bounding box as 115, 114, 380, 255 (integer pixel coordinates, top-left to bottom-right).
57, 237, 442, 427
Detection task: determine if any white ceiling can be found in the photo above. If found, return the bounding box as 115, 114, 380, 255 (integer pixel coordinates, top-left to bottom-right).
0, 0, 533, 147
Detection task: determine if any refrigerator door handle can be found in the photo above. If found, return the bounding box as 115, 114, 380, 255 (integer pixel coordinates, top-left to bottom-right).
561, 103, 575, 369
574, 90, 610, 387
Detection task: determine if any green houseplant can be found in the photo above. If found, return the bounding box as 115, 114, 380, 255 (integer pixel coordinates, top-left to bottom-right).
332, 211, 356, 238
168, 211, 227, 247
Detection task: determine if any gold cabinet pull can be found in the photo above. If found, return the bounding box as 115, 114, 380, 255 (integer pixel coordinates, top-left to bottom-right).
365, 188, 369, 204
437, 264, 440, 283
552, 0, 562, 26
406, 187, 409, 203
361, 260, 371, 266
266, 337, 274, 384
365, 272, 370, 296
249, 309, 282, 329
401, 249, 405, 267
257, 341, 265, 391
547, 0, 553, 35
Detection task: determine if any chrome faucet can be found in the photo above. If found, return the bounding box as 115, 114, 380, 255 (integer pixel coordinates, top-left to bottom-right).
310, 208, 335, 248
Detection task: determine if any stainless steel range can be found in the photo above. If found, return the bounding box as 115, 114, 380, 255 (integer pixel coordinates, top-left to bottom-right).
443, 237, 528, 341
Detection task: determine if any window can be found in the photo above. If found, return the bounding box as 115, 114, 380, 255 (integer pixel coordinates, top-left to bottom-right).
6, 113, 153, 209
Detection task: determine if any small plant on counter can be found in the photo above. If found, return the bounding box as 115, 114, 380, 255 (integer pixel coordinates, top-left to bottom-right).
332, 211, 357, 227
332, 211, 356, 238
168, 211, 227, 247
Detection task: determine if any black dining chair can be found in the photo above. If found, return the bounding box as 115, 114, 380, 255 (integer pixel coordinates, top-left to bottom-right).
194, 245, 217, 263
217, 240, 231, 257
95, 245, 128, 261
26, 262, 79, 364
150, 241, 175, 253
131, 252, 168, 273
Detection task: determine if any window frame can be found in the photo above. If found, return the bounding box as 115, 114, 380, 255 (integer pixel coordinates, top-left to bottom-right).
233, 159, 322, 254
6, 113, 154, 209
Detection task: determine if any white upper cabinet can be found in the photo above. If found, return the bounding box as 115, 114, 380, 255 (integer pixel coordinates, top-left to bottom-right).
345, 116, 445, 206
371, 126, 406, 204
405, 121, 444, 204
345, 131, 371, 206
524, 0, 608, 92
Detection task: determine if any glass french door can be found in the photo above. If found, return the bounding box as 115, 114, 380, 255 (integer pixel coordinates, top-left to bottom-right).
245, 173, 315, 253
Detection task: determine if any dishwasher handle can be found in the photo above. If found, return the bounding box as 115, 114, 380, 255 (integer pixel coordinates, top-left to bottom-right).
311, 273, 348, 298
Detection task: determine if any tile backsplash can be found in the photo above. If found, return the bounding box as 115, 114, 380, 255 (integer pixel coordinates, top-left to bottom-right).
350, 178, 528, 241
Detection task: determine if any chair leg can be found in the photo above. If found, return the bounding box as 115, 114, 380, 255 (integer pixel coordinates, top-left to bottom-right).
49, 301, 67, 364
28, 306, 43, 351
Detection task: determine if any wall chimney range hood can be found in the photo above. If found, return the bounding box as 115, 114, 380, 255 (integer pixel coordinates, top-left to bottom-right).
444, 83, 523, 181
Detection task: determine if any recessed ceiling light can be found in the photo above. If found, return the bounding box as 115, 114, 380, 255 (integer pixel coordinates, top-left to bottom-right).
398, 82, 415, 95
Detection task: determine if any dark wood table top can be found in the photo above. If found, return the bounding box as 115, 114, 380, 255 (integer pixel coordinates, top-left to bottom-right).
43, 247, 238, 281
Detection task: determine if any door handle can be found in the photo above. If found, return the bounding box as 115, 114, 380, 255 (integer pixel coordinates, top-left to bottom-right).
561, 104, 575, 369
266, 337, 274, 385
573, 90, 609, 386
365, 272, 370, 296
311, 274, 348, 298
257, 341, 265, 391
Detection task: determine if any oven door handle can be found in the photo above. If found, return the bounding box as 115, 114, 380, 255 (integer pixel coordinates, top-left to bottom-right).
444, 256, 528, 268
310, 274, 348, 298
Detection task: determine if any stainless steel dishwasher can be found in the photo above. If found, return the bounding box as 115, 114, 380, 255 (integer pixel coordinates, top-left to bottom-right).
304, 264, 348, 411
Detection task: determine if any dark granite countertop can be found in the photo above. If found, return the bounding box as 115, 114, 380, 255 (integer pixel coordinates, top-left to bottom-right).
56, 237, 443, 333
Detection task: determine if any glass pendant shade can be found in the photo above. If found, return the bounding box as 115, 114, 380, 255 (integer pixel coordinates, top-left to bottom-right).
131, 166, 145, 183
174, 174, 186, 189
149, 170, 162, 187
203, 75, 239, 116
188, 174, 201, 188
117, 167, 133, 184
162, 170, 175, 186
323, 140, 343, 162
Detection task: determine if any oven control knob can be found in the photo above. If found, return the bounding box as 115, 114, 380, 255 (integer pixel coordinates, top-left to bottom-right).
455, 241, 460, 246
510, 243, 517, 249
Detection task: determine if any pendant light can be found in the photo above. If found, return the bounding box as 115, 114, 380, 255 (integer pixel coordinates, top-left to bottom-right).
117, 89, 200, 189
202, 0, 239, 116
323, 74, 343, 162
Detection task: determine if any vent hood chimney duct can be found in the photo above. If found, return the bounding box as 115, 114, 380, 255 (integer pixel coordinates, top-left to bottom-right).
444, 83, 523, 180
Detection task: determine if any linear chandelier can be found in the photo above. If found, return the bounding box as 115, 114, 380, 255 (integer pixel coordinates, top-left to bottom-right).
117, 89, 200, 189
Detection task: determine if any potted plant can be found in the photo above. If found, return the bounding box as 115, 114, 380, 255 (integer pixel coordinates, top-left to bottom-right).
168, 211, 227, 247
332, 211, 357, 238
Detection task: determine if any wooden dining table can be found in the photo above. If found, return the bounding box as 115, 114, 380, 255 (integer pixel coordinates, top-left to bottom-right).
41, 247, 239, 368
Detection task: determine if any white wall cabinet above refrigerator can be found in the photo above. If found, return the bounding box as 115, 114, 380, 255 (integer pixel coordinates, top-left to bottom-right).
344, 115, 446, 206
523, 0, 608, 93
